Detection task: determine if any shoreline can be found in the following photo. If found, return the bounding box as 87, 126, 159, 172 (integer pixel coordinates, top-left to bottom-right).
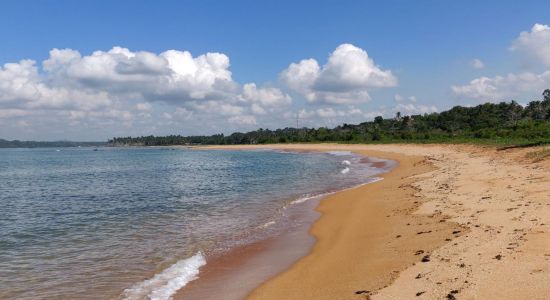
233, 145, 462, 300
172, 143, 550, 299
173, 144, 463, 299
173, 193, 321, 300
174, 148, 392, 300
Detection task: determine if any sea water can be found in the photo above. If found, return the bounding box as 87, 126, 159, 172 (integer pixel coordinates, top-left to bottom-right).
0, 147, 389, 299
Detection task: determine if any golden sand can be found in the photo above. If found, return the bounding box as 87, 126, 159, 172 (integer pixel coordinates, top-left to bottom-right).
181, 144, 550, 299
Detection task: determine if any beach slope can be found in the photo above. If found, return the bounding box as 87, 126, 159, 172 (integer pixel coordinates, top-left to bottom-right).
201, 144, 550, 300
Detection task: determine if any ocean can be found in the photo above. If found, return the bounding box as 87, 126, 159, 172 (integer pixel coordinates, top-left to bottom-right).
0, 147, 390, 299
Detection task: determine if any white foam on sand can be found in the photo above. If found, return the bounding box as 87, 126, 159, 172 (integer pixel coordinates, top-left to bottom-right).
258, 220, 276, 228
289, 192, 331, 206
122, 251, 206, 300
287, 176, 384, 208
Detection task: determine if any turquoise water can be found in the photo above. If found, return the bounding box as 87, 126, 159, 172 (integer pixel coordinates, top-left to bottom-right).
0, 147, 387, 299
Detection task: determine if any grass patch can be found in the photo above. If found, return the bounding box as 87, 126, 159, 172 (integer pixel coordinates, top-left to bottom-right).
526, 147, 550, 161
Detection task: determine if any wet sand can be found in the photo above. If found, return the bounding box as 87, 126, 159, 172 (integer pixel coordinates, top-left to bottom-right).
174, 195, 321, 300
175, 148, 390, 300
177, 144, 550, 299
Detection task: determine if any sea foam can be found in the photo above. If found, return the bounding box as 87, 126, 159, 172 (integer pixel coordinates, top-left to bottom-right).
122, 252, 206, 300
258, 220, 276, 228
341, 167, 350, 174
289, 192, 331, 205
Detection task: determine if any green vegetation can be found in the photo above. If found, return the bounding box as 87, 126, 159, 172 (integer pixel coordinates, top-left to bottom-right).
109, 90, 550, 147
0, 139, 105, 148
526, 147, 550, 161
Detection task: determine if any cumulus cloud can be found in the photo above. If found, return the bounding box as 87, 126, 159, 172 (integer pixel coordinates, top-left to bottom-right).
42, 47, 237, 102
0, 47, 243, 116
471, 58, 485, 69
281, 43, 397, 104
511, 23, 550, 66
452, 71, 550, 101
295, 106, 382, 128
0, 59, 112, 110
0, 44, 430, 140
228, 115, 257, 125
239, 83, 292, 115
452, 24, 550, 103
0, 46, 297, 138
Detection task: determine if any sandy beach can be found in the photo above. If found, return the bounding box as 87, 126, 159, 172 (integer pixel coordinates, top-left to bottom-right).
180, 144, 550, 300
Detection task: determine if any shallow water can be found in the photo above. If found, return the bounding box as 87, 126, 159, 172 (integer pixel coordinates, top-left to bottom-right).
0, 147, 387, 299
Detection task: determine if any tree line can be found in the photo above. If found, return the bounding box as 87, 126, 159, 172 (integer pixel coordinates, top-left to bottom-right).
109, 90, 550, 146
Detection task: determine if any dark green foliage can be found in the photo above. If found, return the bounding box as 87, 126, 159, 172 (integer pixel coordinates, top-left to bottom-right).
108, 90, 550, 147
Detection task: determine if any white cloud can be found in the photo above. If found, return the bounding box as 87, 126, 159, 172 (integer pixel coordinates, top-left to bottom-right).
0, 108, 34, 118
394, 103, 438, 115
295, 101, 435, 128
42, 47, 237, 103
188, 100, 243, 116
296, 106, 371, 124
281, 43, 397, 104
394, 94, 417, 102
452, 24, 550, 103
250, 103, 267, 115
0, 59, 112, 110
392, 94, 434, 115
315, 107, 364, 118
136, 102, 152, 112
239, 83, 291, 115
219, 104, 244, 116
0, 44, 431, 140
471, 58, 485, 69
0, 60, 42, 104
0, 46, 300, 138
240, 83, 291, 106
511, 23, 550, 66
7, 47, 240, 137
280, 59, 320, 101
451, 71, 550, 101
228, 115, 257, 125
174, 107, 192, 117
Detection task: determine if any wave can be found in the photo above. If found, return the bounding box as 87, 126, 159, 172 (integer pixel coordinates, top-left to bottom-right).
122, 252, 206, 300
341, 160, 351, 166
341, 167, 350, 174
289, 192, 332, 205
287, 176, 384, 208
258, 220, 276, 228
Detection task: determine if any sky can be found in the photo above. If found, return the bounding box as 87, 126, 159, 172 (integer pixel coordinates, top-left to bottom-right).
2, 0, 550, 141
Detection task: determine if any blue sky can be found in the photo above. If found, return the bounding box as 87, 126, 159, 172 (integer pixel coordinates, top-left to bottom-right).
2, 0, 550, 140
